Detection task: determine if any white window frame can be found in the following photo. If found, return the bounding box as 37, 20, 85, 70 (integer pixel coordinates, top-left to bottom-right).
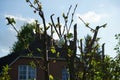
18, 65, 36, 80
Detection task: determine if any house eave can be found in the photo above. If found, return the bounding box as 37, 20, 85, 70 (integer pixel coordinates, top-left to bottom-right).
9, 56, 66, 66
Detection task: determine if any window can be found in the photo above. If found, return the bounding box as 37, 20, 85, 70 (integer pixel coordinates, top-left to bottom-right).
18, 65, 36, 80
62, 67, 69, 80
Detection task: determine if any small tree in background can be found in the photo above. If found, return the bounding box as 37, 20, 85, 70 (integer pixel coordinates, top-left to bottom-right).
112, 34, 120, 79
77, 16, 107, 80
11, 23, 35, 53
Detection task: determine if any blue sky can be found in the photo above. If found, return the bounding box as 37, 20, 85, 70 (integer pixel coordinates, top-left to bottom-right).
0, 0, 120, 58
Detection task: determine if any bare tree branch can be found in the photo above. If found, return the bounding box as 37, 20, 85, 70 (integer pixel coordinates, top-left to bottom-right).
68, 4, 78, 33
50, 14, 60, 38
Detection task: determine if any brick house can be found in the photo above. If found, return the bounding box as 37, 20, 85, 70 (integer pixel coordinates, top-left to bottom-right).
7, 56, 67, 80
0, 34, 70, 80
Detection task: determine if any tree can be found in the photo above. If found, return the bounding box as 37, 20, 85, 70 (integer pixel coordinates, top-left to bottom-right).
78, 16, 107, 80
112, 34, 120, 80
77, 34, 104, 80
11, 23, 35, 53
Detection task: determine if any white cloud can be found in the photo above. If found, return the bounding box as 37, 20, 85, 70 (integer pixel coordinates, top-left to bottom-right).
77, 11, 108, 23
4, 14, 35, 23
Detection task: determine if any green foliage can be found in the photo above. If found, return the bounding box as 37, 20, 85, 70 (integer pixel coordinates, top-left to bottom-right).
27, 52, 33, 57
66, 33, 73, 39
76, 34, 120, 80
34, 0, 39, 5
67, 49, 73, 57
49, 74, 54, 80
37, 48, 41, 53
30, 61, 36, 69
50, 46, 56, 54
77, 35, 105, 80
56, 52, 60, 57
0, 65, 11, 80
114, 34, 120, 54
26, 0, 42, 10
6, 17, 16, 25
112, 34, 120, 80
62, 13, 68, 20
11, 23, 35, 53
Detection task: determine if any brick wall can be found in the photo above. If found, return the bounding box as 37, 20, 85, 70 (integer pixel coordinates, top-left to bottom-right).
9, 57, 67, 80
